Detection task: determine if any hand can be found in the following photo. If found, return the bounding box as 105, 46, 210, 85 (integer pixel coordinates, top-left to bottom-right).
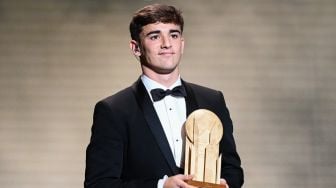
220, 178, 229, 188
163, 174, 197, 188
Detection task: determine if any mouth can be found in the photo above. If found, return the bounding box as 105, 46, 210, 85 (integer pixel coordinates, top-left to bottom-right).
159, 51, 175, 56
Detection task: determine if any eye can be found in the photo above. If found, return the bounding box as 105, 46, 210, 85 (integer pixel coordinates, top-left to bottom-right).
171, 33, 180, 39
149, 35, 159, 40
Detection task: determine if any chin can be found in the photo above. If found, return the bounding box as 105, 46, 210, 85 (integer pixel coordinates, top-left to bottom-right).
156, 69, 174, 75
155, 66, 177, 75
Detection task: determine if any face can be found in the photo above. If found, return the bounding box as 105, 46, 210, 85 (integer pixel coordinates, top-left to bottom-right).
130, 22, 185, 75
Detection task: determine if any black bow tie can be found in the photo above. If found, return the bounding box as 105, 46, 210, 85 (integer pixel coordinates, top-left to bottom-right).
150, 85, 187, 102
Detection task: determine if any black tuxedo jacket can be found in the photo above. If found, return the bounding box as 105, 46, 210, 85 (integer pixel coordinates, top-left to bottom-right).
85, 78, 244, 188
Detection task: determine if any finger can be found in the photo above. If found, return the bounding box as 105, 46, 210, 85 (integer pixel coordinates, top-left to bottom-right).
177, 175, 196, 188
176, 178, 193, 188
185, 184, 198, 188
220, 178, 229, 188
220, 178, 226, 184
177, 174, 193, 181
180, 181, 198, 188
184, 174, 194, 180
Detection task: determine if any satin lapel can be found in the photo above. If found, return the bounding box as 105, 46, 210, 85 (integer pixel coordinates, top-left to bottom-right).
131, 78, 179, 175
182, 80, 199, 116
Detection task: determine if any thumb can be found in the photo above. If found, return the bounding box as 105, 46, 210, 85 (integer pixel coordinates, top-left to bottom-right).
182, 174, 194, 181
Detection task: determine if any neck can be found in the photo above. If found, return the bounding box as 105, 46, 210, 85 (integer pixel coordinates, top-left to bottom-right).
142, 68, 180, 88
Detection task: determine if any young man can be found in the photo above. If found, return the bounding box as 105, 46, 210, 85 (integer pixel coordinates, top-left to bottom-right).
85, 4, 244, 188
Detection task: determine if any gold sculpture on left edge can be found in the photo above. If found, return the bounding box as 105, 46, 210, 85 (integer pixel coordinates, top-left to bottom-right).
184, 109, 224, 188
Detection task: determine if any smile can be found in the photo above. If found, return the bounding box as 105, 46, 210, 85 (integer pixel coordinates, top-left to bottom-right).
159, 52, 175, 55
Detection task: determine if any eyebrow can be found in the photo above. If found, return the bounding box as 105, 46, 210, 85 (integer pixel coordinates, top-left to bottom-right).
145, 29, 181, 37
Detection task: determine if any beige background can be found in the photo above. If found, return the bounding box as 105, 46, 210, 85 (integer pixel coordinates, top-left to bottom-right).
0, 0, 335, 188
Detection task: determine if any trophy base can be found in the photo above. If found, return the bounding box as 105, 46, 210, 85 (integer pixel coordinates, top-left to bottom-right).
185, 180, 225, 188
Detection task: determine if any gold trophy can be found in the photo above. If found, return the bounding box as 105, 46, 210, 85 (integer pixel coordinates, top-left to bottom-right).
184, 109, 224, 188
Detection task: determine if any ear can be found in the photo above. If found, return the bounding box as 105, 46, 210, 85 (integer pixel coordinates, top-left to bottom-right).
130, 40, 141, 57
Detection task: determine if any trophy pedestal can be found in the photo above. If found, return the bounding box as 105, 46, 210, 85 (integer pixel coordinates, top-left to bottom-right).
185, 180, 225, 188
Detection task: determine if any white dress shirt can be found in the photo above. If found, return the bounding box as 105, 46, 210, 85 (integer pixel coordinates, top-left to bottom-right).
141, 75, 187, 188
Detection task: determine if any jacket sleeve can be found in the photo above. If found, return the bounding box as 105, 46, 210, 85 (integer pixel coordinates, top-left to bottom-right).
217, 91, 244, 188
84, 101, 157, 188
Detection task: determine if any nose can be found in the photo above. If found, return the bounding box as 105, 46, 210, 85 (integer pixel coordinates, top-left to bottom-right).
160, 35, 172, 49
